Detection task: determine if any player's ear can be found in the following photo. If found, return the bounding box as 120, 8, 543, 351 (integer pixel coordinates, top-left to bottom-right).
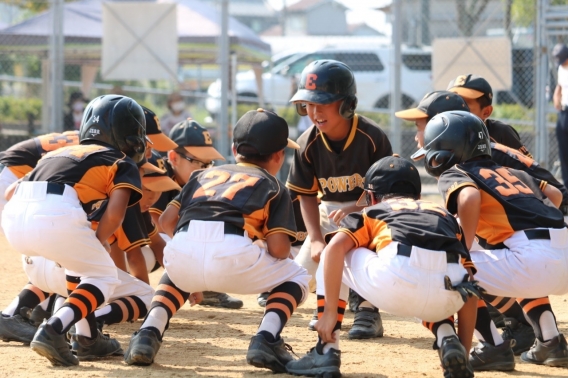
481, 105, 493, 119
167, 150, 178, 165
231, 143, 238, 158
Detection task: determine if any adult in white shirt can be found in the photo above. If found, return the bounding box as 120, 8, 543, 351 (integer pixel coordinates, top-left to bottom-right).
553, 43, 568, 184
160, 92, 192, 137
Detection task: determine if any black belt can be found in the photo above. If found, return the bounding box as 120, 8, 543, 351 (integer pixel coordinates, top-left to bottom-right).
397, 244, 459, 264
524, 229, 551, 240
178, 221, 245, 236
46, 182, 65, 195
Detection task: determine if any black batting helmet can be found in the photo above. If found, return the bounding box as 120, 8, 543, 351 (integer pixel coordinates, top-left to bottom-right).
80, 95, 147, 163
289, 59, 358, 119
411, 111, 490, 177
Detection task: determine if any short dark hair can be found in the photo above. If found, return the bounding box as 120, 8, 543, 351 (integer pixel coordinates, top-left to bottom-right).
235, 145, 273, 163
476, 95, 492, 109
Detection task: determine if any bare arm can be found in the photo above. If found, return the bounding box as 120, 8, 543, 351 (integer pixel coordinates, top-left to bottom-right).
265, 233, 292, 259
109, 242, 127, 271
456, 187, 481, 250
300, 195, 325, 262
315, 232, 355, 343
150, 212, 163, 233
543, 184, 562, 208
96, 188, 131, 248
149, 232, 166, 267
329, 203, 363, 226
554, 84, 562, 111
159, 205, 180, 238
126, 246, 150, 284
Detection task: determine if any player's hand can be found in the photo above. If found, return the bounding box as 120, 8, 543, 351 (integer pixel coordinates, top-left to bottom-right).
315, 311, 338, 343
189, 292, 203, 306
310, 240, 326, 263
329, 209, 348, 226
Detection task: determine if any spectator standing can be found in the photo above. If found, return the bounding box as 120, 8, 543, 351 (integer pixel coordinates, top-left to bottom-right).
553, 43, 568, 184
160, 92, 191, 136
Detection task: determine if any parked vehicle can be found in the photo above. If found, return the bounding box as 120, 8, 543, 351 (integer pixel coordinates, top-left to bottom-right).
205, 45, 432, 115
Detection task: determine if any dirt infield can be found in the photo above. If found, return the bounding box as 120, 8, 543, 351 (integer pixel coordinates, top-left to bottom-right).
2, 233, 568, 378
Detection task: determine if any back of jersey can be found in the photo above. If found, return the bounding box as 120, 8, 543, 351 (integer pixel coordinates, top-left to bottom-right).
175, 163, 296, 241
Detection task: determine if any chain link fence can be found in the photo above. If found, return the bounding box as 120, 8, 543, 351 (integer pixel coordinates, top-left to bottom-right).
0, 0, 564, 186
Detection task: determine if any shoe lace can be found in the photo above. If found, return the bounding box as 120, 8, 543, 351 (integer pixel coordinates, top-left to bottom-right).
284, 342, 299, 358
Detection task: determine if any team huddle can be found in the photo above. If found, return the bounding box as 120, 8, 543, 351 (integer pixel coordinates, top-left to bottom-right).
1, 59, 568, 378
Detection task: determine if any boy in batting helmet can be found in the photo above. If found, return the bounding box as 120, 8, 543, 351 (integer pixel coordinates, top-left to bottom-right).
287, 59, 393, 339
417, 110, 568, 369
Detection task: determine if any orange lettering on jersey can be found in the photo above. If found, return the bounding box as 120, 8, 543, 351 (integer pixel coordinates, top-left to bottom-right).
318, 178, 328, 195
387, 198, 446, 216
479, 168, 533, 197
222, 173, 261, 200
45, 144, 105, 160
327, 177, 337, 193
38, 132, 79, 153
305, 74, 318, 90
337, 177, 348, 192
348, 175, 357, 191
193, 170, 231, 198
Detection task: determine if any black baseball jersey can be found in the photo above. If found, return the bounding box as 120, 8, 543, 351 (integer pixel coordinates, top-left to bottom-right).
169, 163, 296, 241
324, 197, 474, 269
26, 142, 142, 214
438, 159, 565, 249
291, 192, 307, 247
286, 114, 392, 202
490, 142, 568, 208
149, 157, 182, 216
0, 131, 79, 178
90, 204, 150, 252
485, 119, 532, 157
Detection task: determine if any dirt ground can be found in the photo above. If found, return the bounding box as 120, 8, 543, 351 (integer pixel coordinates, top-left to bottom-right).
2, 233, 568, 378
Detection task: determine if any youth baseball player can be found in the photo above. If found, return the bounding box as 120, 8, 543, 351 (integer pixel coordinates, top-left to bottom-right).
416, 110, 568, 369
287, 155, 479, 378
287, 59, 393, 338
124, 109, 310, 373
1, 94, 146, 366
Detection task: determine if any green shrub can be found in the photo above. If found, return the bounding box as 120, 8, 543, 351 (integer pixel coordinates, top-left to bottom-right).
0, 96, 42, 124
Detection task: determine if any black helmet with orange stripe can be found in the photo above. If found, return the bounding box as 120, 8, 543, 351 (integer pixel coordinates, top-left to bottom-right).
289, 59, 358, 119
80, 95, 147, 163
411, 111, 490, 177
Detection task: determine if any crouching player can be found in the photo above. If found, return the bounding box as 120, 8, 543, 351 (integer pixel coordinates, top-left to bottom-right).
287, 155, 480, 378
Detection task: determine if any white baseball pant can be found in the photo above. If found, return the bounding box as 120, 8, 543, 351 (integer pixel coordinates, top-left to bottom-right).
163, 220, 310, 300
317, 242, 467, 322
2, 181, 120, 302
471, 228, 568, 298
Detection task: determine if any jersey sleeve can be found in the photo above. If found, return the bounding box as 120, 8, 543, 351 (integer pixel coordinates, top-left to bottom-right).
264, 183, 297, 241
110, 158, 143, 206
324, 210, 369, 248
438, 168, 478, 215
286, 133, 320, 196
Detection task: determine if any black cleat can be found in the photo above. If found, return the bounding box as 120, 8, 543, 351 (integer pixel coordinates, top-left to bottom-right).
246, 334, 294, 373
469, 339, 515, 371
348, 308, 383, 339
124, 328, 162, 366
199, 291, 243, 309
501, 317, 536, 355
286, 347, 341, 377
438, 335, 474, 378
0, 312, 37, 344
521, 333, 568, 367
30, 321, 78, 366
257, 292, 269, 308
71, 329, 123, 360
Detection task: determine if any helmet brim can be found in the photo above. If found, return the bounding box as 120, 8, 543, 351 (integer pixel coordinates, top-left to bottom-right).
290, 89, 345, 104
411, 148, 426, 161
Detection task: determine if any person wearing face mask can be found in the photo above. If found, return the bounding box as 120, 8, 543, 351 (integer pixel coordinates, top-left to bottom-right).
160, 92, 192, 136
63, 92, 88, 131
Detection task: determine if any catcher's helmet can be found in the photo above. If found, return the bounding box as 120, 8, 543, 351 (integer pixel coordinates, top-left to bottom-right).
80, 95, 147, 163
290, 59, 358, 119
411, 111, 490, 177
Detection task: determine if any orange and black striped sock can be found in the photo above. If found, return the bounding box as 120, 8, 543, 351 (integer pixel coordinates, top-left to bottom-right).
484, 294, 529, 326
141, 273, 190, 339
47, 282, 105, 335
11, 283, 50, 317
518, 297, 557, 341
96, 296, 148, 326
473, 298, 498, 345
259, 282, 303, 342
422, 316, 455, 349
314, 294, 346, 354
